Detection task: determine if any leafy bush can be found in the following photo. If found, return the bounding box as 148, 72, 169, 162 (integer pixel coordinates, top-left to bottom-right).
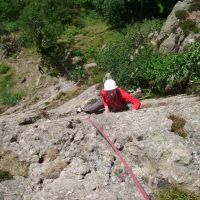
154, 185, 198, 200
20, 0, 64, 51
19, 0, 86, 72
0, 0, 26, 22
97, 27, 200, 95
69, 66, 85, 82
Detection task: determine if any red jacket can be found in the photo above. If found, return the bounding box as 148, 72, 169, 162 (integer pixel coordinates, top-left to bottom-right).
101, 88, 141, 111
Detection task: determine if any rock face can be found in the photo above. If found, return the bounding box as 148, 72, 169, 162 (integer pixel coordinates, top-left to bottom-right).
0, 84, 200, 200
155, 0, 200, 53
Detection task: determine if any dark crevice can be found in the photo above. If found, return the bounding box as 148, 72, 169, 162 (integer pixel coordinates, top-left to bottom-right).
10, 135, 18, 143
137, 136, 144, 141
19, 116, 40, 126
38, 155, 44, 163
0, 170, 13, 182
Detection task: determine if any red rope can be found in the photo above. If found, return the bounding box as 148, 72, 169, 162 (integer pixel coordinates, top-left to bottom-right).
87, 117, 150, 200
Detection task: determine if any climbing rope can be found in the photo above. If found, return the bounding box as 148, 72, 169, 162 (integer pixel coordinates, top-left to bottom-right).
87, 117, 150, 200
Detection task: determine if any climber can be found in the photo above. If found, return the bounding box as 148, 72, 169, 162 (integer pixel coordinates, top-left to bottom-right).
77, 79, 141, 114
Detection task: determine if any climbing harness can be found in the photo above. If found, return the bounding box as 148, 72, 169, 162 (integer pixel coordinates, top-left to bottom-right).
87, 117, 150, 200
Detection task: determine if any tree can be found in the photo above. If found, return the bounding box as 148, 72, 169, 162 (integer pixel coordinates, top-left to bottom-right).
20, 0, 63, 52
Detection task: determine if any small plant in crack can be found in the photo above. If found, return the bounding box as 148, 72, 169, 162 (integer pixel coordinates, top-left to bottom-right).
154, 184, 199, 200
169, 115, 187, 138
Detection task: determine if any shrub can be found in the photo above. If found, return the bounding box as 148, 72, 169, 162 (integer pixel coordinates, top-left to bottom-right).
97, 30, 200, 95
69, 65, 85, 82
20, 0, 64, 51
0, 0, 26, 22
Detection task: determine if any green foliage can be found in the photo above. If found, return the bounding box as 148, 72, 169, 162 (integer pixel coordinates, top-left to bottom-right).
97, 37, 132, 88
0, 91, 22, 106
69, 66, 85, 82
69, 10, 121, 63
175, 10, 189, 20
94, 0, 127, 26
40, 41, 70, 75
0, 63, 10, 74
20, 0, 64, 51
1, 21, 19, 33
19, 0, 86, 72
76, 0, 95, 9
93, 0, 178, 27
0, 0, 26, 22
97, 22, 200, 95
154, 185, 198, 200
48, 69, 60, 77
97, 20, 162, 90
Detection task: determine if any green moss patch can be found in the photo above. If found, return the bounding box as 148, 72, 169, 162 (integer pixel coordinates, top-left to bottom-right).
175, 10, 189, 20
0, 63, 24, 110
154, 185, 199, 200
180, 19, 200, 35
169, 115, 187, 138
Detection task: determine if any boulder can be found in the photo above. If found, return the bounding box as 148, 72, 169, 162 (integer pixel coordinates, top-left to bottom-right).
0, 85, 199, 199
156, 0, 200, 53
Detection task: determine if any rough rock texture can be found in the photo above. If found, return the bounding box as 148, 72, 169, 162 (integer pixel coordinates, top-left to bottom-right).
0, 84, 199, 200
155, 0, 200, 53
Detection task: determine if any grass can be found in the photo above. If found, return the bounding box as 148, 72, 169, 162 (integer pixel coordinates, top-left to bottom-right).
0, 63, 23, 109
154, 184, 199, 200
62, 11, 120, 63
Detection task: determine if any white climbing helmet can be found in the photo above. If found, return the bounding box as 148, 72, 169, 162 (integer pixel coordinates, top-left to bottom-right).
104, 79, 118, 91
